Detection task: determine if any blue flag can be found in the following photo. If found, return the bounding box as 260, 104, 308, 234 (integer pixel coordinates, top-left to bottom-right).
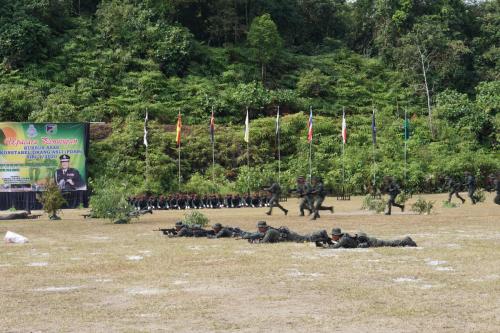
371, 109, 376, 145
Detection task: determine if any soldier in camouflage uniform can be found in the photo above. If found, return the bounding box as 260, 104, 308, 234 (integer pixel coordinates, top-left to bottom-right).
310, 177, 333, 220
384, 177, 405, 215
322, 228, 359, 249
209, 223, 245, 238
356, 232, 417, 248
173, 221, 193, 237
445, 176, 465, 204
464, 172, 477, 204
264, 181, 288, 216
291, 176, 313, 216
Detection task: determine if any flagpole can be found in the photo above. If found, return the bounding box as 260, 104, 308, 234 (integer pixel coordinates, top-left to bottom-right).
144, 109, 149, 184
404, 109, 407, 188
372, 107, 376, 189
308, 106, 312, 180
342, 107, 345, 187
177, 112, 181, 190
211, 106, 215, 184
277, 105, 281, 186
246, 107, 250, 194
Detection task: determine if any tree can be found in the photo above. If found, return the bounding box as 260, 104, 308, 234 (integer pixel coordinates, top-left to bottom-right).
396, 15, 470, 137
154, 25, 194, 76
247, 13, 283, 83
297, 68, 331, 97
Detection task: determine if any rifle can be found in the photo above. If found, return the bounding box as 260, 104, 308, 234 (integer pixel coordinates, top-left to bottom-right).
237, 231, 264, 243
288, 188, 306, 197
155, 228, 177, 236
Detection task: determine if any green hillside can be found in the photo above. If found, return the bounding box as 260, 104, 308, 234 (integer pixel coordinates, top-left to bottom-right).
0, 0, 498, 194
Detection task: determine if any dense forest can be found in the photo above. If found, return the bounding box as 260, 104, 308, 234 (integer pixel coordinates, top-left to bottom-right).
0, 0, 498, 194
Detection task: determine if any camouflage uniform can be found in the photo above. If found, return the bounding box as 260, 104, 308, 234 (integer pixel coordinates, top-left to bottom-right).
385, 180, 404, 215
0, 211, 30, 220
173, 221, 193, 237
293, 178, 313, 216
311, 179, 333, 220
264, 183, 288, 216
326, 228, 359, 249
357, 232, 417, 248
446, 176, 465, 204
465, 173, 477, 204
210, 223, 244, 238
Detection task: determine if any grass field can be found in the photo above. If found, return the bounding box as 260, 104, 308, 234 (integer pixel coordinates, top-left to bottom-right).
1, 193, 499, 333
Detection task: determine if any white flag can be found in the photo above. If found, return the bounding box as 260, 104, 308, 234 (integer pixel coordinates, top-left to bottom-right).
244, 109, 249, 143
275, 106, 280, 136
143, 110, 148, 147
342, 109, 347, 144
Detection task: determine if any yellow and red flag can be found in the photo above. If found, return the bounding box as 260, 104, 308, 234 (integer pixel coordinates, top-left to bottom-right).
176, 112, 182, 146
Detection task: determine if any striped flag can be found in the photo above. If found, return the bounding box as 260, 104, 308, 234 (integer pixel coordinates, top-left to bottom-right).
307, 108, 313, 142
244, 108, 249, 143
371, 109, 376, 145
176, 112, 182, 146
275, 106, 280, 136
143, 110, 148, 148
209, 109, 215, 143
342, 109, 347, 144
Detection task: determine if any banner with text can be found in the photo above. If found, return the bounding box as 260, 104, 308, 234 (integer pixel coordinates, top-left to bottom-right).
0, 123, 87, 192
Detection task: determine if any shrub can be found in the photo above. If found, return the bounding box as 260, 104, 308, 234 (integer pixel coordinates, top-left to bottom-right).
411, 197, 435, 215
89, 179, 135, 223
361, 195, 386, 214
183, 211, 209, 227
442, 201, 458, 208
474, 189, 486, 203
37, 180, 67, 220
396, 192, 411, 205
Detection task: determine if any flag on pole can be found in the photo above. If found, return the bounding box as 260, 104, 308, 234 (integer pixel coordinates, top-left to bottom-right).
143, 110, 148, 147
209, 110, 215, 143
275, 107, 280, 136
307, 108, 313, 142
342, 110, 347, 144
403, 113, 410, 140
244, 109, 249, 143
371, 109, 376, 145
176, 112, 182, 146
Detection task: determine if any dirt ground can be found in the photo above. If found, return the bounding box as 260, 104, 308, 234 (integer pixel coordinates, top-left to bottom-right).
1, 193, 499, 333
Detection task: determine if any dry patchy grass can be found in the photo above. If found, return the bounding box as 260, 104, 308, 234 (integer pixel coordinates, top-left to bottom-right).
0, 194, 499, 332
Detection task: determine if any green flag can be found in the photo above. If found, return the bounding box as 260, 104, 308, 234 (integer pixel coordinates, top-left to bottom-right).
403, 115, 410, 140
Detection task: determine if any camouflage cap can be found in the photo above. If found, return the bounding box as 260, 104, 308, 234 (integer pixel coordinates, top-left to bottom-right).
257, 221, 268, 228
175, 221, 184, 227
212, 223, 222, 229
331, 228, 342, 236
192, 224, 201, 229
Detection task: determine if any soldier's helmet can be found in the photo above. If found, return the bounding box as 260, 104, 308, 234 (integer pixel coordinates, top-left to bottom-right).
212, 223, 222, 229
257, 221, 268, 228
175, 221, 184, 228
331, 228, 342, 236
